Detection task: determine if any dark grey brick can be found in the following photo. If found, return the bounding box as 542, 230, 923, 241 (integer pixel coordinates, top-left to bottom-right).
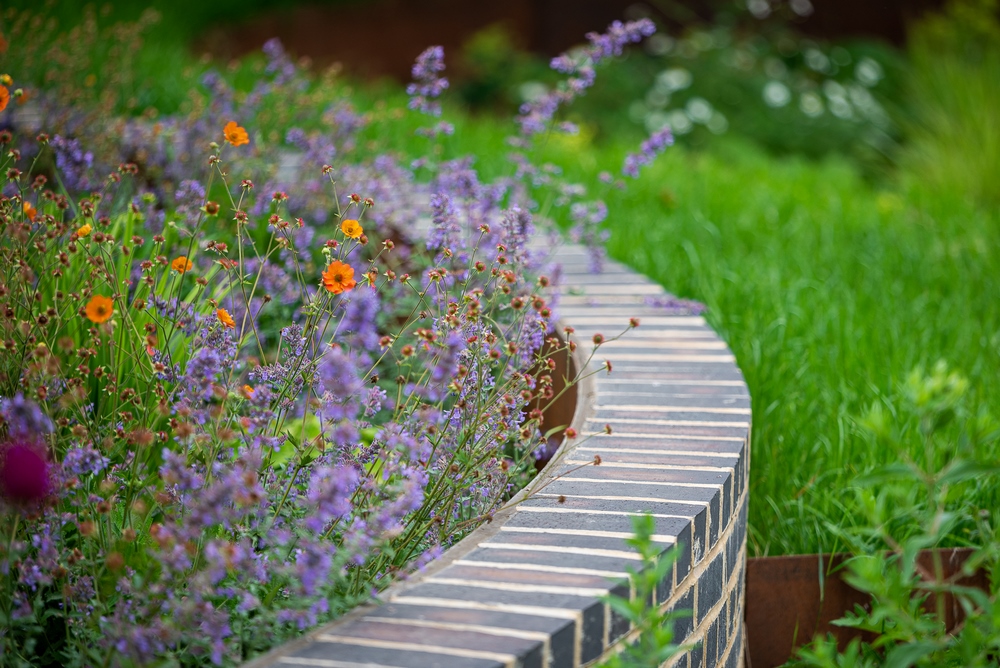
709, 488, 721, 548
698, 553, 725, 616
674, 523, 692, 584
693, 505, 708, 563
705, 616, 720, 668
728, 588, 737, 637
461, 546, 636, 575
548, 617, 577, 668
725, 498, 748, 584
485, 528, 645, 554
399, 583, 597, 610
520, 495, 703, 520
368, 602, 570, 636
592, 408, 749, 424
671, 587, 696, 643
502, 510, 690, 540
656, 551, 674, 605
283, 640, 504, 668
608, 581, 632, 642
593, 394, 750, 409
580, 436, 746, 454
722, 474, 733, 523
727, 625, 743, 668
543, 480, 720, 505
689, 638, 705, 668
577, 448, 740, 471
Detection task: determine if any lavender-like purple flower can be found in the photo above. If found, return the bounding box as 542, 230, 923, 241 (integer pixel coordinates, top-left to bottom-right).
316, 346, 364, 421
62, 443, 109, 477
407, 46, 449, 116
0, 393, 54, 440
518, 19, 656, 137
304, 465, 359, 532
623, 126, 675, 177
50, 134, 95, 192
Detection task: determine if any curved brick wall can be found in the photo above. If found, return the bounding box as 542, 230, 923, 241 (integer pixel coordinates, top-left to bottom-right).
245, 244, 750, 668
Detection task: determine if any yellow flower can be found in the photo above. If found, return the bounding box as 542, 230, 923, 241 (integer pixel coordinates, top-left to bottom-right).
0, 74, 11, 87
85, 295, 114, 324
340, 219, 363, 239
171, 256, 193, 273
223, 121, 249, 147
76, 223, 92, 237
217, 308, 236, 329
321, 261, 356, 295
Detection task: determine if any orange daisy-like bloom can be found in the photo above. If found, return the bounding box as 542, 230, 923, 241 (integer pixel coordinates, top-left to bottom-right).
85, 295, 114, 324
0, 86, 9, 113
76, 223, 92, 237
23, 202, 36, 222
223, 121, 249, 147
171, 256, 193, 273
241, 384, 254, 398
217, 309, 236, 329
321, 260, 357, 295
340, 219, 363, 239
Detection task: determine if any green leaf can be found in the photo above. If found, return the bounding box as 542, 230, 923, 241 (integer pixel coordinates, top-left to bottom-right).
855, 463, 919, 486
883, 640, 940, 668
937, 458, 1000, 484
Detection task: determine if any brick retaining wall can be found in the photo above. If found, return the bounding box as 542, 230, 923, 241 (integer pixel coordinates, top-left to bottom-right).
245, 243, 751, 668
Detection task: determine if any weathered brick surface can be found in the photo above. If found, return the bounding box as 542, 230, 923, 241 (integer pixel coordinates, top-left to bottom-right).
245, 246, 750, 668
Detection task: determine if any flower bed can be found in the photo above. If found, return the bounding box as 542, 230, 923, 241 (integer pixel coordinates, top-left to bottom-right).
0, 13, 753, 666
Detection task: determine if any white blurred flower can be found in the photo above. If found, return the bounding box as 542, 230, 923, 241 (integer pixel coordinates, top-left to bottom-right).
855, 57, 884, 87
799, 91, 824, 117
763, 80, 792, 107
686, 97, 714, 123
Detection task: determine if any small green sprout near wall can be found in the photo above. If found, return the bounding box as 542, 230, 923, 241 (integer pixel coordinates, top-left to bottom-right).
600, 514, 692, 668
790, 361, 1000, 668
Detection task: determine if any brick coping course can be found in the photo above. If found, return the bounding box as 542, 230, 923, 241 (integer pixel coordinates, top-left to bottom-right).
245, 243, 750, 668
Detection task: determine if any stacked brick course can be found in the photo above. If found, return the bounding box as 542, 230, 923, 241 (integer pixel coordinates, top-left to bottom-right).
247, 244, 750, 668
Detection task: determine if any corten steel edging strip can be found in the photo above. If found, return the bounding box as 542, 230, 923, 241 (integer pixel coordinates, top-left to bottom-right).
243, 244, 751, 668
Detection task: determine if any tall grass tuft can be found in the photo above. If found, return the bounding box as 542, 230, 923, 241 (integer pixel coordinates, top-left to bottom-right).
899, 0, 1000, 206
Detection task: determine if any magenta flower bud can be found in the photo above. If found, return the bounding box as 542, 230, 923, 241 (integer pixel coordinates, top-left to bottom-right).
0, 441, 52, 503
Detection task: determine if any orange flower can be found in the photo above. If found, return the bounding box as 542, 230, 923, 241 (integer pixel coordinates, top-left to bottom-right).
217, 309, 236, 329
171, 256, 193, 273
23, 202, 36, 222
340, 219, 363, 239
85, 295, 114, 324
0, 86, 9, 113
241, 384, 254, 398
223, 121, 249, 147
76, 223, 92, 237
321, 260, 356, 295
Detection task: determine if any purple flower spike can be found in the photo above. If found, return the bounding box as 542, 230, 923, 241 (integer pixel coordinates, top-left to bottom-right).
623, 126, 674, 178
0, 441, 52, 504
1, 393, 54, 440
407, 46, 449, 117
518, 18, 655, 138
